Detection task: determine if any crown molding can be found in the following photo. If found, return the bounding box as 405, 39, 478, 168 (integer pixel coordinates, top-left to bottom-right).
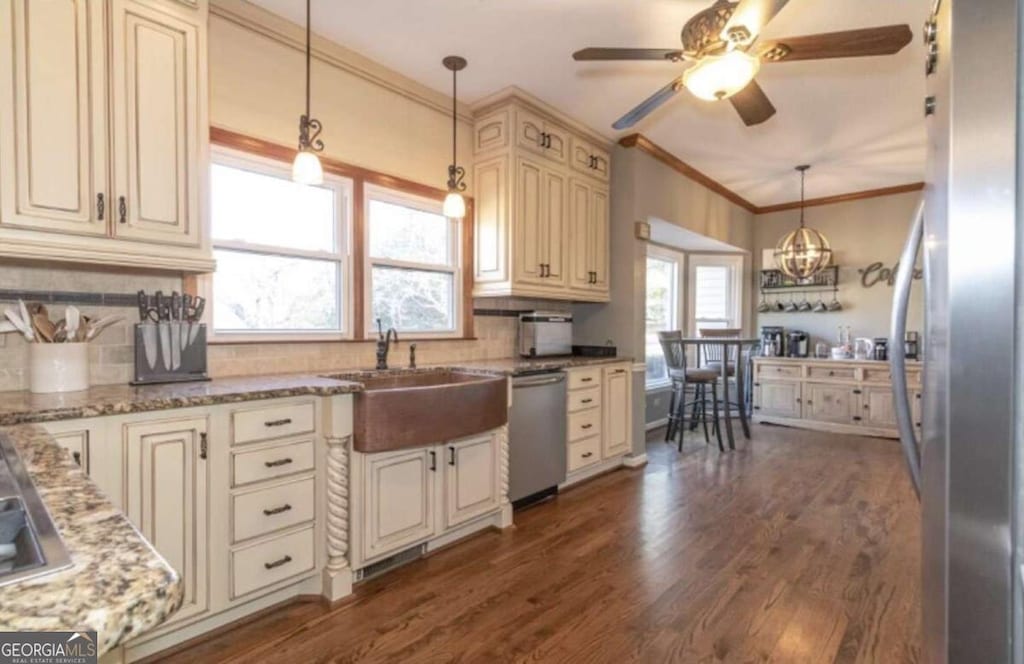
618, 133, 924, 215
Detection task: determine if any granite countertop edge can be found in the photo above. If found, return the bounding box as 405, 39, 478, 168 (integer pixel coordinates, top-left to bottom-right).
0, 424, 183, 655
0, 357, 632, 426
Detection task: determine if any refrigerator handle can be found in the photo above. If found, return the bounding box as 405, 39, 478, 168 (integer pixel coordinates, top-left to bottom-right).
889, 198, 925, 498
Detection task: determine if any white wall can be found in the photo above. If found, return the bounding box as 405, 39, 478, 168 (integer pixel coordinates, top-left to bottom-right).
753, 191, 924, 347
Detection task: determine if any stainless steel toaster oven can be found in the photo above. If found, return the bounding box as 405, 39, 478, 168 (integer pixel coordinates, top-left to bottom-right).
518, 311, 572, 357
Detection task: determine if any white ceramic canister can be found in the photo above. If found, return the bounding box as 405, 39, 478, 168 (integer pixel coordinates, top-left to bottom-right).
29, 342, 89, 393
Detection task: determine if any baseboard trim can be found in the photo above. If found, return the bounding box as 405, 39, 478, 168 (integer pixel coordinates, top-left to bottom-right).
623, 454, 648, 468
645, 418, 668, 431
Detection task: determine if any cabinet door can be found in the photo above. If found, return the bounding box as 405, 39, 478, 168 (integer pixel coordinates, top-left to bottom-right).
125, 416, 209, 626
568, 179, 593, 290
755, 381, 801, 418
443, 433, 501, 529
602, 365, 632, 458
44, 419, 124, 510
541, 167, 568, 287
803, 383, 857, 424
862, 386, 897, 428
542, 123, 570, 165
362, 448, 437, 562
515, 108, 547, 156
110, 0, 201, 246
589, 187, 610, 293
0, 0, 107, 236
590, 147, 611, 182
513, 157, 547, 286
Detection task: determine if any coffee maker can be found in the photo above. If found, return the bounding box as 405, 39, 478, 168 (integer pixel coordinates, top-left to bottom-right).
760, 326, 785, 357
786, 330, 810, 357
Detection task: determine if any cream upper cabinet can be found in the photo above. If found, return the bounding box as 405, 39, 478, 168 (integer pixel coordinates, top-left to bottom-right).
568, 179, 610, 295
443, 432, 501, 529
361, 447, 437, 563
110, 0, 201, 246
602, 365, 632, 458
0, 0, 212, 271
569, 136, 610, 183
124, 415, 210, 627
0, 0, 108, 236
472, 93, 611, 302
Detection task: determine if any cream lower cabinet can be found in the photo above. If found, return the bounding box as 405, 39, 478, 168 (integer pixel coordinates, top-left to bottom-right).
124, 416, 210, 627
352, 427, 507, 569
0, 0, 212, 271
472, 91, 611, 302
565, 364, 633, 480
602, 364, 632, 458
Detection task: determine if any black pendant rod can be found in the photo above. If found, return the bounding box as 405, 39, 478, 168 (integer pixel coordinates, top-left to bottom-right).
796, 164, 810, 228
305, 0, 311, 119
451, 66, 457, 169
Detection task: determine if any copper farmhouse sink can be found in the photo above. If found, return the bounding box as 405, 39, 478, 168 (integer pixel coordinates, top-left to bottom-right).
328, 370, 508, 453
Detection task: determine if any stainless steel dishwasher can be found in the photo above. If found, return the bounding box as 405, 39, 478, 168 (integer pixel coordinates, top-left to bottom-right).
509, 370, 567, 508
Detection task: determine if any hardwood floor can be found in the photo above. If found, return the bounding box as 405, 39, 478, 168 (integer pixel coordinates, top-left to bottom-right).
160, 425, 921, 663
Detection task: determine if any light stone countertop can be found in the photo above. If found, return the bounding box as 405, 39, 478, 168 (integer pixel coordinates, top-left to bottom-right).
0, 424, 182, 655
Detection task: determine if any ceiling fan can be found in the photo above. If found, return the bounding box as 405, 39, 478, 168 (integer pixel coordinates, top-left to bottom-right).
573, 0, 913, 129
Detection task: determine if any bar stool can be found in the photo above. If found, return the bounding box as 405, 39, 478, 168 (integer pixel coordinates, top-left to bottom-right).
658, 332, 724, 452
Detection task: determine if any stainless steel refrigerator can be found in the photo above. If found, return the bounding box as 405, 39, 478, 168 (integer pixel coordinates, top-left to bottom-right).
889, 0, 1022, 661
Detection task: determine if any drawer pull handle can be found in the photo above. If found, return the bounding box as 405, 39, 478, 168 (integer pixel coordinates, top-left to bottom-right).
582, 452, 594, 458
580, 377, 593, 383
264, 555, 293, 570
264, 457, 294, 468
264, 418, 293, 427
263, 504, 292, 516
581, 423, 593, 430
613, 369, 626, 374
581, 398, 593, 404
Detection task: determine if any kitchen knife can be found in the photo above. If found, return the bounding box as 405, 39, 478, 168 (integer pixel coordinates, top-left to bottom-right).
137, 290, 149, 322
169, 292, 181, 369
141, 322, 158, 370
188, 296, 205, 345
158, 321, 171, 370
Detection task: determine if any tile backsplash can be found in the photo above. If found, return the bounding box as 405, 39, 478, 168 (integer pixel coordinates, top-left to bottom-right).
0, 263, 561, 391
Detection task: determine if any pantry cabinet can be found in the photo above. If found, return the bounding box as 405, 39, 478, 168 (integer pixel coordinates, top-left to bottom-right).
124, 416, 210, 627
0, 0, 212, 271
472, 90, 611, 302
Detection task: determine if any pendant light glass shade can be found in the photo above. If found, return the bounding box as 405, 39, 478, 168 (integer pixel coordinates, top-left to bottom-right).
683, 50, 760, 101
443, 191, 466, 218
773, 165, 833, 279
292, 149, 323, 185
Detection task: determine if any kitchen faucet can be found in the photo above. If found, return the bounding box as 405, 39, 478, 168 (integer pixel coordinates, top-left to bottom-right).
375, 318, 398, 370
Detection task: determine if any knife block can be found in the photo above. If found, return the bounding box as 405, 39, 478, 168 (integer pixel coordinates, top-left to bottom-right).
131, 323, 209, 385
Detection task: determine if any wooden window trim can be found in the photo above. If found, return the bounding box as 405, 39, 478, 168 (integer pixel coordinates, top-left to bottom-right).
205, 126, 475, 341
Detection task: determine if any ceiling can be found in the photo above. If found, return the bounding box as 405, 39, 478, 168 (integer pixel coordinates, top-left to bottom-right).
246, 0, 930, 207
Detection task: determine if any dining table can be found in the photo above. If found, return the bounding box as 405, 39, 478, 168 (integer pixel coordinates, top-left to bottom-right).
679, 337, 761, 450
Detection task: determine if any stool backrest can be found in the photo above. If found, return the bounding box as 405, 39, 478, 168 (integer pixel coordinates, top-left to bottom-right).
699, 328, 741, 364
657, 330, 687, 372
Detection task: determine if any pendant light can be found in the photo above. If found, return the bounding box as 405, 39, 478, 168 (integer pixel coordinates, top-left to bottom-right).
442, 56, 467, 219
773, 165, 833, 279
292, 0, 324, 185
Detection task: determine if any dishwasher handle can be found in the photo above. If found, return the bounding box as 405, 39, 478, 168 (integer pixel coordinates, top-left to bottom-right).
513, 373, 566, 388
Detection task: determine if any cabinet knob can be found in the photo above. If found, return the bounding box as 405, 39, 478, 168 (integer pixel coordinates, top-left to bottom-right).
199, 432, 208, 460
582, 452, 594, 458
96, 193, 105, 221
118, 196, 127, 224
72, 451, 82, 466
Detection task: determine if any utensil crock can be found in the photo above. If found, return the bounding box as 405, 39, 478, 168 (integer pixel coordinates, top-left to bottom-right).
29, 342, 89, 393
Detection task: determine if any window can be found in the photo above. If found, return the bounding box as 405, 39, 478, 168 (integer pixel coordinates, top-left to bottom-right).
210, 148, 353, 337
688, 255, 744, 334
364, 185, 461, 336
645, 248, 683, 388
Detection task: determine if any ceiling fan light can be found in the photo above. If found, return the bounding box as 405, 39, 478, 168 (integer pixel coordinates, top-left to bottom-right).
292, 149, 323, 186
682, 50, 760, 101
443, 191, 466, 219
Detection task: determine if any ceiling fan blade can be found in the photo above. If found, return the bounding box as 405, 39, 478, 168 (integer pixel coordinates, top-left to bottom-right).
721, 0, 790, 45
758, 25, 913, 62
612, 77, 684, 130
729, 80, 776, 126
573, 47, 684, 62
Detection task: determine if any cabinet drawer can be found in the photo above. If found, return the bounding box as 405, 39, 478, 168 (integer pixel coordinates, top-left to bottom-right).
232, 477, 315, 543
568, 436, 601, 472
756, 363, 801, 379
806, 365, 856, 381
232, 439, 315, 487
567, 386, 601, 413
864, 367, 921, 386
568, 408, 601, 442
232, 401, 316, 445
231, 525, 315, 599
567, 367, 601, 390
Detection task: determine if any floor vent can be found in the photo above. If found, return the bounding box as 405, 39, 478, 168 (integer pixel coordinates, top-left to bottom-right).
354, 544, 425, 582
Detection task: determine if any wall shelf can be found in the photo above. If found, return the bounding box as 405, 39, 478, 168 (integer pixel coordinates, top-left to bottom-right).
759, 266, 839, 292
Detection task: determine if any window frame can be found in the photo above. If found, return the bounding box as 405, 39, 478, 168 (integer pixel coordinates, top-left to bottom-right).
206, 145, 355, 342
644, 245, 685, 390
686, 254, 745, 336
363, 184, 463, 339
